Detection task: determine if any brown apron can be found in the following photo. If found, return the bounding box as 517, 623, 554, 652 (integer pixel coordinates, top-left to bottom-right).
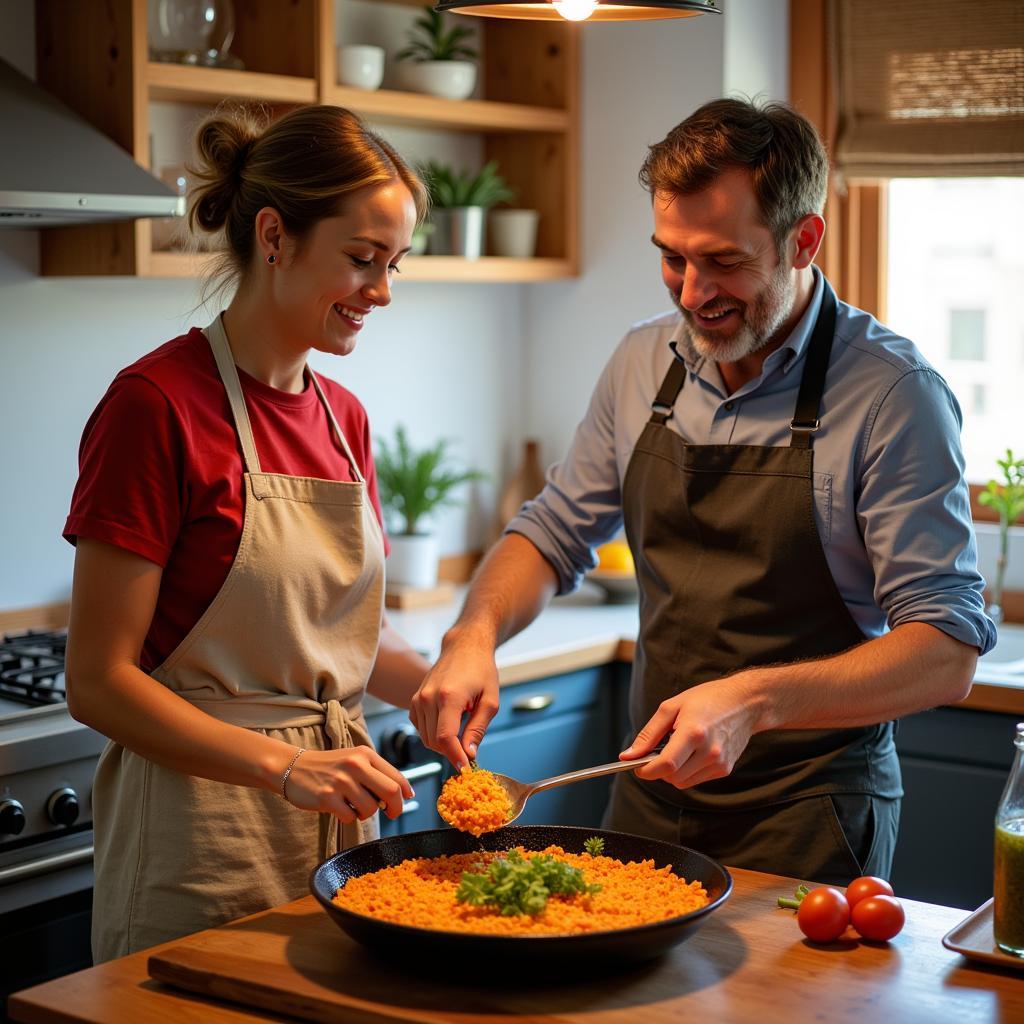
91, 314, 385, 961
604, 282, 901, 884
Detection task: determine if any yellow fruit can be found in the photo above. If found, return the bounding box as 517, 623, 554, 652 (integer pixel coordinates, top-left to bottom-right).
597, 541, 634, 574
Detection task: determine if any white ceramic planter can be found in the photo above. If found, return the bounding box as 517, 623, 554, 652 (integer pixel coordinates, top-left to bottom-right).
337, 45, 385, 91
401, 60, 477, 101
488, 209, 540, 258
387, 533, 440, 589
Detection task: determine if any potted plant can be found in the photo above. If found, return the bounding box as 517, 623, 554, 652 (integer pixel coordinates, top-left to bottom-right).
396, 6, 478, 101
375, 425, 485, 589
419, 159, 516, 260
979, 448, 1024, 624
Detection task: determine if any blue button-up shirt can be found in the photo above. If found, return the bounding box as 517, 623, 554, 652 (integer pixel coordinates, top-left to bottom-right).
509, 269, 996, 654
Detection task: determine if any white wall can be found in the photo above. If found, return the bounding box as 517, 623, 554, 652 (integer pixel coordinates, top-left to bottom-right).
724, 0, 788, 103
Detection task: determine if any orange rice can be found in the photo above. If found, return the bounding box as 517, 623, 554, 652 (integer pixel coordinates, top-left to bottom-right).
436, 766, 511, 836
333, 845, 709, 935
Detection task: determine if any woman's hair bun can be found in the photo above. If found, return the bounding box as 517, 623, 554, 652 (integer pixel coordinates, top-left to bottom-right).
188, 110, 263, 234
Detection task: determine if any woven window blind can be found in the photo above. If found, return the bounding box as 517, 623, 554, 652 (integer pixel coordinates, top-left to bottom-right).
830, 0, 1024, 178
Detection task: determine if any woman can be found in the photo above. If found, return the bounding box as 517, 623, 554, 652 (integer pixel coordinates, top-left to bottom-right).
63, 105, 430, 961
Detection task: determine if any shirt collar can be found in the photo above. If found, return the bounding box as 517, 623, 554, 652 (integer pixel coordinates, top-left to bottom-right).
766, 264, 825, 375
667, 264, 826, 379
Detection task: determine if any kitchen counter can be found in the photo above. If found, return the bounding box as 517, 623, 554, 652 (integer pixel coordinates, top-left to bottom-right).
383, 587, 1024, 716
9, 866, 1022, 1023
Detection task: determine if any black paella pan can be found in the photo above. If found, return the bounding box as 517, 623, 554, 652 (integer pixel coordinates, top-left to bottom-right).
310, 824, 732, 967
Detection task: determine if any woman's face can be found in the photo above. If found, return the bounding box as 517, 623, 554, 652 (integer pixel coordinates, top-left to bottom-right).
273, 181, 417, 358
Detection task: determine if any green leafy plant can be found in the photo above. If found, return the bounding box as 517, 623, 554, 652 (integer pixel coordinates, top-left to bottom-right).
374, 424, 485, 536
396, 7, 478, 64
583, 836, 605, 857
455, 850, 602, 916
979, 448, 1024, 618
419, 159, 516, 210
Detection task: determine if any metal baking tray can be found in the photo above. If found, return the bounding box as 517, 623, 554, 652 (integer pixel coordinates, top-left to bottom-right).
942, 898, 1024, 971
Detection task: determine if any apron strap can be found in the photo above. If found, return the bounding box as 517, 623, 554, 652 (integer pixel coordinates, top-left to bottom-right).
204, 314, 263, 475
307, 371, 367, 484
649, 345, 689, 424
789, 282, 838, 450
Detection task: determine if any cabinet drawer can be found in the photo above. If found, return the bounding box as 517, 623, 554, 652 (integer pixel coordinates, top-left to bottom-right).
891, 755, 1005, 910
489, 667, 608, 733
896, 707, 1018, 769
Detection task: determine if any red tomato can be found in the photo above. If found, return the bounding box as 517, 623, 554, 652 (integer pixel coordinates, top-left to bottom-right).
851, 894, 905, 941
796, 886, 851, 942
845, 875, 895, 908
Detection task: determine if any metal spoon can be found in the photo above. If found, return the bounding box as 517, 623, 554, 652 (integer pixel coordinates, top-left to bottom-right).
491, 754, 660, 827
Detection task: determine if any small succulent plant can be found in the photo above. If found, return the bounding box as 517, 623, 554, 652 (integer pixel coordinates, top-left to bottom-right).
396, 7, 478, 64
419, 160, 516, 210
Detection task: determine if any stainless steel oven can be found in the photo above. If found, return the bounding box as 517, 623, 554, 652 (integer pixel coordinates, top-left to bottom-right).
0, 631, 104, 1008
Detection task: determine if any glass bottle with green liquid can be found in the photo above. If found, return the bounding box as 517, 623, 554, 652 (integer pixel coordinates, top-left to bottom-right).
994, 722, 1024, 955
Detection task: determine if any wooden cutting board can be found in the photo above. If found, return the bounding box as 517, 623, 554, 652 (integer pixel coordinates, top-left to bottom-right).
142, 870, 1016, 1024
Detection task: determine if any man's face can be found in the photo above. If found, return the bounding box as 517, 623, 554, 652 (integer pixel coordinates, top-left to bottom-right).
652, 167, 797, 364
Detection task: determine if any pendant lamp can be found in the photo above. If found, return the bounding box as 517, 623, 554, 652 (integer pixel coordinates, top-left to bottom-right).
434, 1, 720, 23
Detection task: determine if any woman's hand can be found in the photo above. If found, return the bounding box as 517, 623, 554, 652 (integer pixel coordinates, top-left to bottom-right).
410, 634, 500, 772
283, 746, 414, 823
622, 674, 763, 789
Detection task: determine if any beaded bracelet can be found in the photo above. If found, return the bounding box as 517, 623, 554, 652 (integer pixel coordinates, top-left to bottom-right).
281, 747, 306, 802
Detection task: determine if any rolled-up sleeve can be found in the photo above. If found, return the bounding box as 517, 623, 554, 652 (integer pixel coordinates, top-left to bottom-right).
506, 339, 630, 595
856, 367, 996, 654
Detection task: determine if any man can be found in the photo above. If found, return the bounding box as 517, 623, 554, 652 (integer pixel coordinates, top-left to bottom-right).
411, 98, 996, 884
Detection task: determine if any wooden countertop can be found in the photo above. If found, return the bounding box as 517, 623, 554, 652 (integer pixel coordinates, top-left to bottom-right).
9, 866, 1022, 1024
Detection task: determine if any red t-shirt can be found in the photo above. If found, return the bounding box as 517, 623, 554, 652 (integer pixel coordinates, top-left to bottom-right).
64, 328, 388, 672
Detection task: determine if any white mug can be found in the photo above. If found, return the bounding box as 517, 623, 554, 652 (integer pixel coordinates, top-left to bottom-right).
337, 45, 385, 91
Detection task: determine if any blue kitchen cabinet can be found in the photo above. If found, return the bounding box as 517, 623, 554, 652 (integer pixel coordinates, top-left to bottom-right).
891, 706, 1018, 910
368, 665, 622, 837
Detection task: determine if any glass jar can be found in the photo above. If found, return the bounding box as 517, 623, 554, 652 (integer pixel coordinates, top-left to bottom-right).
994, 722, 1024, 955
149, 0, 243, 69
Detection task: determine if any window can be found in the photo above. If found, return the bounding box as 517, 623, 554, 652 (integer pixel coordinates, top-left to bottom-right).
949, 310, 986, 362
886, 177, 1024, 482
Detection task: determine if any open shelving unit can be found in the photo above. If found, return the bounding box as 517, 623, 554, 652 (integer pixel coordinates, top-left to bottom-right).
33, 0, 579, 283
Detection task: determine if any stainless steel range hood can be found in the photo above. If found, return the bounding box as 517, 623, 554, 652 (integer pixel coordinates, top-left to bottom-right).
0, 57, 184, 229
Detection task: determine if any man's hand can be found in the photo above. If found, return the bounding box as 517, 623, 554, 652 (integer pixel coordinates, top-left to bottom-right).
410, 634, 500, 771
622, 674, 762, 789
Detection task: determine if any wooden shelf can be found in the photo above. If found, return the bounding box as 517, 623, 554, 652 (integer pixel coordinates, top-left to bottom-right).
145, 250, 575, 282
35, 0, 579, 283
323, 85, 569, 133
146, 62, 317, 106
401, 256, 576, 282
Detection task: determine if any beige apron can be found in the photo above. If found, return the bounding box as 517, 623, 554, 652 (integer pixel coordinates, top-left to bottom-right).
91, 314, 385, 961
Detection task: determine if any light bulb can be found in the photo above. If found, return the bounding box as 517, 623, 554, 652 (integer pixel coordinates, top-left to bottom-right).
552, 0, 599, 21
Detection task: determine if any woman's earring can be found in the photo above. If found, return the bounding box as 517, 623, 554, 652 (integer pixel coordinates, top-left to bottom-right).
267, 254, 276, 265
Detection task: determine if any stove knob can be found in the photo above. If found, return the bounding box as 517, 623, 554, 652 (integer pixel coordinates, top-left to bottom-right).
382, 724, 427, 769
47, 788, 80, 827
0, 799, 26, 836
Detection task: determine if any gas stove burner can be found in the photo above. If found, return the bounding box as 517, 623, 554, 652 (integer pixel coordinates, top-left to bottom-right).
0, 630, 67, 707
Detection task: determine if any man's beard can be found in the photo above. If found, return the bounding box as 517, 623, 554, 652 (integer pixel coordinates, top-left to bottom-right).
673, 262, 796, 364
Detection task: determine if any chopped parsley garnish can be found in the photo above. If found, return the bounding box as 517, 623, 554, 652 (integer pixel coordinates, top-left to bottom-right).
455, 850, 602, 916
583, 836, 605, 856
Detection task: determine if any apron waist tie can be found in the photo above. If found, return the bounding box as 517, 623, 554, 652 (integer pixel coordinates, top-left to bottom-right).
174, 693, 368, 737
169, 693, 374, 858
